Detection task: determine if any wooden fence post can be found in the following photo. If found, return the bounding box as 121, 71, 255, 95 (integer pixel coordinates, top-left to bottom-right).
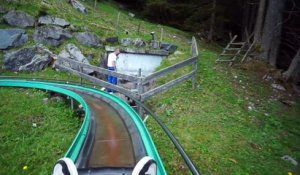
137, 22, 141, 34
192, 61, 197, 89
191, 37, 198, 89
78, 65, 83, 85
116, 12, 120, 34
160, 27, 163, 42
137, 68, 144, 118
70, 97, 74, 110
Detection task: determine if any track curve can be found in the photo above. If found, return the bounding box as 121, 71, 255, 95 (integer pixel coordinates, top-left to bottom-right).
0, 79, 166, 175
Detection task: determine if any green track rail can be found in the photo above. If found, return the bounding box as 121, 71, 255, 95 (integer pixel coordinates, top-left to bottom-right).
0, 79, 166, 175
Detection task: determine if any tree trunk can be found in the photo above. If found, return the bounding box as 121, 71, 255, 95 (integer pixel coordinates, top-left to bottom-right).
283, 48, 300, 81
208, 0, 216, 43
268, 21, 283, 66
260, 0, 286, 66
254, 0, 266, 43
249, 1, 258, 34
242, 1, 250, 41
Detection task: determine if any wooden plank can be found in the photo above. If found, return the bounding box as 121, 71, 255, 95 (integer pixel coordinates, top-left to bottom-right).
55, 64, 139, 99
228, 35, 238, 45
216, 35, 237, 62
58, 57, 139, 82
216, 59, 234, 62
230, 42, 245, 45
220, 53, 236, 56
241, 41, 255, 63
225, 48, 240, 51
141, 70, 196, 101
142, 56, 197, 85
231, 41, 246, 62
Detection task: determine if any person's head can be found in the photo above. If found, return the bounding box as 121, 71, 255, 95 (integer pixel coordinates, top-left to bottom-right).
114, 48, 120, 56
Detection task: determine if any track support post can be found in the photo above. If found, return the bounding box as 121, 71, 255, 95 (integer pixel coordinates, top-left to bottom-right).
70, 98, 74, 110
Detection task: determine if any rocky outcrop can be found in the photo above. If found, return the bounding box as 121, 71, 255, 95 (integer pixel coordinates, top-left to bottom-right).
57, 44, 94, 74
38, 15, 70, 27
133, 38, 146, 47
0, 28, 28, 50
3, 11, 34, 28
74, 32, 102, 47
105, 37, 119, 45
160, 43, 177, 54
3, 45, 53, 71
33, 26, 72, 46
121, 38, 132, 47
68, 0, 87, 14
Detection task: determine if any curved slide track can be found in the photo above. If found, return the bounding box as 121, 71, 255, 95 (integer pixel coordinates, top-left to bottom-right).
0, 79, 166, 175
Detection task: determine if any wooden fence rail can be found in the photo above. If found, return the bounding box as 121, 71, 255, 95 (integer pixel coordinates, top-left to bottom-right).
55, 63, 140, 99
57, 57, 139, 82
141, 70, 196, 101
141, 56, 197, 85
56, 36, 199, 115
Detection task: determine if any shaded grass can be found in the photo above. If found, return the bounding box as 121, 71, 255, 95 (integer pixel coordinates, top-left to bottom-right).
147, 46, 300, 174
0, 88, 80, 174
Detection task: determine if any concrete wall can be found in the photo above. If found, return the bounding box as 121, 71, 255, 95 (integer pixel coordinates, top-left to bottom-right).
116, 53, 164, 76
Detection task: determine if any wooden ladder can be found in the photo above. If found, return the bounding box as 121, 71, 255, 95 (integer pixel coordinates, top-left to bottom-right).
240, 40, 255, 63
216, 35, 247, 63
216, 32, 256, 65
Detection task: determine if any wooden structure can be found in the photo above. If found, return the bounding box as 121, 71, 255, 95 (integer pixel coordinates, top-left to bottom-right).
55, 37, 199, 116
216, 34, 255, 64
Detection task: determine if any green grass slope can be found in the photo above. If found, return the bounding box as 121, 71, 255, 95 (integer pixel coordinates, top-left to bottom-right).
0, 88, 80, 174
0, 0, 300, 175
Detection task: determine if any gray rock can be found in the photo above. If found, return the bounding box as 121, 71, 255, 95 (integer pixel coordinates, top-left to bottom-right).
57, 44, 94, 74
263, 74, 273, 81
42, 97, 49, 104
281, 155, 298, 166
51, 96, 64, 102
128, 12, 135, 18
4, 45, 53, 72
121, 38, 132, 47
271, 83, 286, 91
105, 37, 119, 44
74, 32, 102, 47
3, 11, 34, 28
68, 0, 87, 14
0, 28, 28, 50
133, 38, 146, 47
33, 26, 72, 46
160, 43, 177, 54
38, 15, 70, 27
68, 24, 79, 32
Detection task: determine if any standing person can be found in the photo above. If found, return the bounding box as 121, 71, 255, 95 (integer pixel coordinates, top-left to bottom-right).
107, 48, 120, 92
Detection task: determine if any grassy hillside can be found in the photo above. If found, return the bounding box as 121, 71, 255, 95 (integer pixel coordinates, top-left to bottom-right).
0, 88, 80, 174
0, 0, 300, 175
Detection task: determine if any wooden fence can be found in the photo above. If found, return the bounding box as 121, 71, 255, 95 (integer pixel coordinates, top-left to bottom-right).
55, 37, 199, 114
